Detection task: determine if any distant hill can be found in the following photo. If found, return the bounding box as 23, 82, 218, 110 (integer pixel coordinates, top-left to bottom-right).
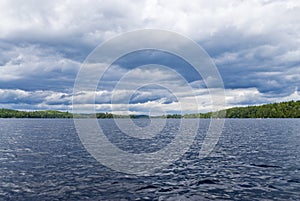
0, 109, 73, 118
0, 100, 299, 118
184, 100, 300, 118
0, 109, 137, 119
225, 100, 300, 118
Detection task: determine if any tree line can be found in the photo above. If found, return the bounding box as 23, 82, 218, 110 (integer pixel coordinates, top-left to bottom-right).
0, 100, 299, 118
0, 109, 73, 118
184, 100, 300, 118
222, 100, 300, 118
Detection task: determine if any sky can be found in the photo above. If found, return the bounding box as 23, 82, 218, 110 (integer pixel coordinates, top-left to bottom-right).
0, 0, 300, 114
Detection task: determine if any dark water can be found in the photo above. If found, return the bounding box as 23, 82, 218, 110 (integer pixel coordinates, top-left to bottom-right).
0, 119, 299, 201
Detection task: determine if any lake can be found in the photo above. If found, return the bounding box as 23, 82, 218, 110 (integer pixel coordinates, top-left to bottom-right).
0, 119, 299, 200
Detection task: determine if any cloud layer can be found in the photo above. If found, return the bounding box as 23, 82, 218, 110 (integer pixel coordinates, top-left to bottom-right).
0, 0, 300, 113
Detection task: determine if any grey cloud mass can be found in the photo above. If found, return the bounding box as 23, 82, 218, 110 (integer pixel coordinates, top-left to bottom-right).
0, 0, 300, 113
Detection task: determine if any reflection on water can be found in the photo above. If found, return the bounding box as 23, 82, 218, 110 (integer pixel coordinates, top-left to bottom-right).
0, 119, 299, 200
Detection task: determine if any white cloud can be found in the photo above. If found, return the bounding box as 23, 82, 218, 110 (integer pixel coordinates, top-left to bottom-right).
0, 89, 70, 105
225, 87, 300, 107
0, 44, 81, 92
0, 0, 299, 44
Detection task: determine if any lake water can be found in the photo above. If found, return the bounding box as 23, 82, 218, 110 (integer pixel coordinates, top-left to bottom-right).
0, 119, 300, 200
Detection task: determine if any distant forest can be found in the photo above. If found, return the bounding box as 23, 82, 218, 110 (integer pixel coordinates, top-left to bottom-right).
184, 100, 300, 118
0, 100, 299, 118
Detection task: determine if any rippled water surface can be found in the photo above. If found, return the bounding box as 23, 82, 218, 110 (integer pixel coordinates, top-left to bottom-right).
0, 119, 300, 200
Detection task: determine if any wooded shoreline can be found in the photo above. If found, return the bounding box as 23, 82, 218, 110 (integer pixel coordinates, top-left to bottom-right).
0, 100, 299, 118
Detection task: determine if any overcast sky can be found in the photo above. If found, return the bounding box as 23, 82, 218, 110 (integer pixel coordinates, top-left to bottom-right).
0, 0, 300, 114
